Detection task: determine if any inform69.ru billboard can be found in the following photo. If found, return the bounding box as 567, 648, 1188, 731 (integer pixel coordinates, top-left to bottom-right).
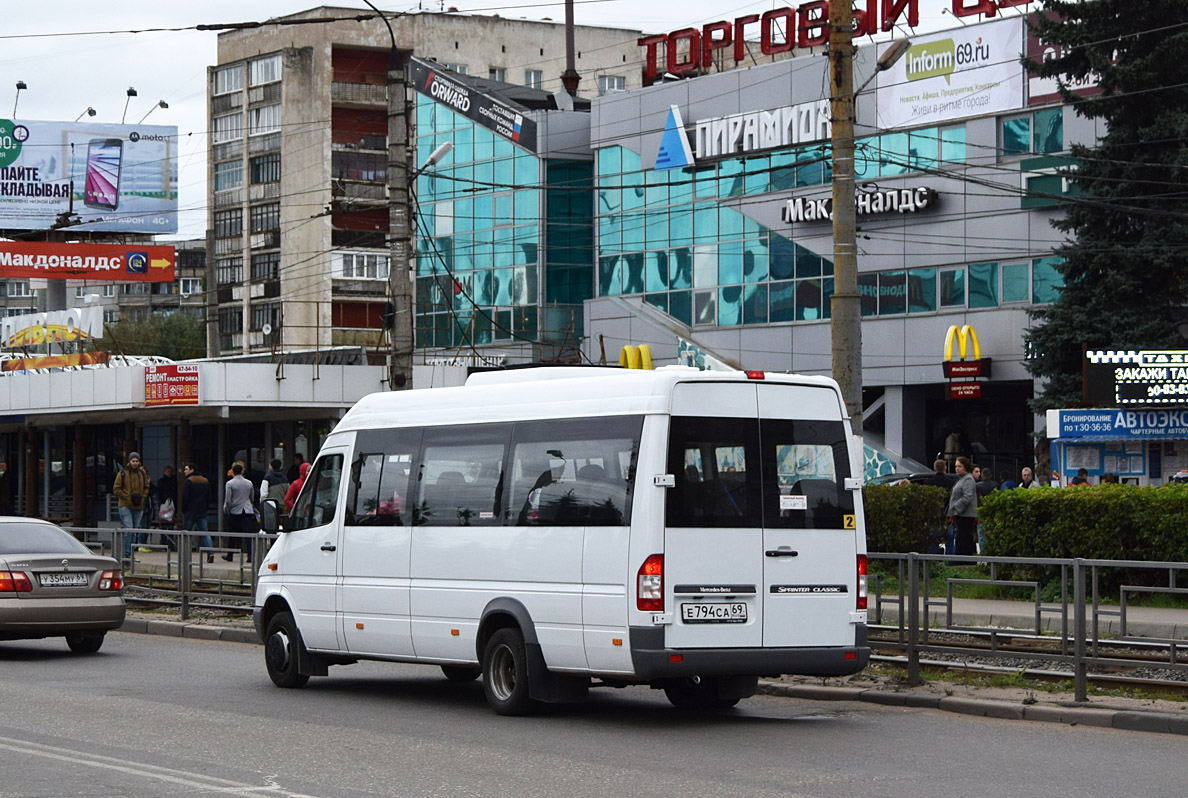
0, 118, 178, 233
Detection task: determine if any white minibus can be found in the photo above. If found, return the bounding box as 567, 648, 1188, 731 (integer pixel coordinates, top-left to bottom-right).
254, 367, 869, 714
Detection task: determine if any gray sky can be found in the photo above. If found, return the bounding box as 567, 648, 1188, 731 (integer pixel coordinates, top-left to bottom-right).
1, 1, 1015, 237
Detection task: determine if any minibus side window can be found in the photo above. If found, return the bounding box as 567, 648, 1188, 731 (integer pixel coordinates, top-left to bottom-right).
507, 415, 642, 526
415, 424, 510, 526
346, 429, 420, 527
289, 455, 344, 531
760, 419, 853, 529
666, 417, 762, 528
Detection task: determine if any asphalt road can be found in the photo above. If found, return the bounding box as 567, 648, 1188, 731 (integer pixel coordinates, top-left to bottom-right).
0, 631, 1184, 797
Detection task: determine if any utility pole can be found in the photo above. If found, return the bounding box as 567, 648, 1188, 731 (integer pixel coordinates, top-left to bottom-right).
828, 0, 862, 435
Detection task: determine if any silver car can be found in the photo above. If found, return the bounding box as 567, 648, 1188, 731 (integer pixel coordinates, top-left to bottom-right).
0, 518, 126, 652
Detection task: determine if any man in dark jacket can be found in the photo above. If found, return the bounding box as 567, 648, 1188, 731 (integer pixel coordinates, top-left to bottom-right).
181, 462, 215, 563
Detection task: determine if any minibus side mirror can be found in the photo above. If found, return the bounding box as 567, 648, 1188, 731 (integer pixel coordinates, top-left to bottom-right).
260, 499, 283, 533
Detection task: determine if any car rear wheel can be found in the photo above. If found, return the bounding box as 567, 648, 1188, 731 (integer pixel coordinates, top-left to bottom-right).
65, 632, 105, 654
441, 665, 481, 682
663, 677, 740, 711
481, 628, 534, 715
265, 611, 310, 688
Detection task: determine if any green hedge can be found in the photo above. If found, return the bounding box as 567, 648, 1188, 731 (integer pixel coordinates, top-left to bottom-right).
862, 483, 948, 553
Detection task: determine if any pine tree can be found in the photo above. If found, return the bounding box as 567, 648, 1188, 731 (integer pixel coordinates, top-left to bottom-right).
1023, 0, 1188, 410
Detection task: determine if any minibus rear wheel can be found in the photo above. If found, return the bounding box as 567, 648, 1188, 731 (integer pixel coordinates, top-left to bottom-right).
663, 677, 740, 711
441, 665, 481, 682
482, 628, 533, 715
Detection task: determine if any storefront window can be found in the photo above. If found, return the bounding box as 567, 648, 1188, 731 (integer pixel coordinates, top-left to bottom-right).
968, 262, 999, 309
1002, 116, 1031, 156
907, 268, 937, 312
1032, 256, 1064, 303
1034, 107, 1063, 154
1001, 262, 1030, 303
940, 268, 966, 307
880, 271, 907, 315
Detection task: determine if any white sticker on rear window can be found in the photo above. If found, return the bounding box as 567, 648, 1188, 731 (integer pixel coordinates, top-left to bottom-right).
780, 494, 807, 511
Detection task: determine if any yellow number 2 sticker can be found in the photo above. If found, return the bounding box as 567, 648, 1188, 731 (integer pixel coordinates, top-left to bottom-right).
843, 514, 856, 529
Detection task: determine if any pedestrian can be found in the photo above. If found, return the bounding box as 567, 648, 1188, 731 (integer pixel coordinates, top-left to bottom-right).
944, 425, 964, 470
947, 456, 978, 562
181, 462, 214, 562
1071, 468, 1091, 486
919, 459, 954, 553
113, 452, 151, 558
1019, 466, 1041, 489
974, 464, 998, 497
286, 453, 305, 484
1101, 472, 1119, 484
998, 469, 1017, 490
285, 461, 310, 511
223, 462, 257, 561
156, 465, 179, 551
261, 458, 290, 504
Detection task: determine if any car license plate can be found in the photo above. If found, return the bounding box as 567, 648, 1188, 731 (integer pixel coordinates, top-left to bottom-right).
39, 572, 88, 588
680, 602, 747, 624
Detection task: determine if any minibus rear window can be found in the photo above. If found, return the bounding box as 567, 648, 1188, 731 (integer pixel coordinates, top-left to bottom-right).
666, 417, 762, 528
761, 419, 853, 529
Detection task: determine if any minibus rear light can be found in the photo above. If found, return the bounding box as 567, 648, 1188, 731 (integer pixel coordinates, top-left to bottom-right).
856, 554, 868, 610
744, 370, 766, 380
637, 554, 663, 612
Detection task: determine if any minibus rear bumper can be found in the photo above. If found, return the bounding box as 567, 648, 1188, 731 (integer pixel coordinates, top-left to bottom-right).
628, 625, 869, 679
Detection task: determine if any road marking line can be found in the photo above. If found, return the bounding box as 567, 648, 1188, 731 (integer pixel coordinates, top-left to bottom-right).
0, 736, 319, 797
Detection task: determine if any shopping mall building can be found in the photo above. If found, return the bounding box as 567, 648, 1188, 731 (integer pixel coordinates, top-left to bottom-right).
413, 15, 1086, 475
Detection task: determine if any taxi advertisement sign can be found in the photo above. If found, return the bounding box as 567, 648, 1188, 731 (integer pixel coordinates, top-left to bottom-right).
145, 364, 199, 407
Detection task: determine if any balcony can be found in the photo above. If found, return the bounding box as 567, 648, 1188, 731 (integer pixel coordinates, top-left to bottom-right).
332, 82, 387, 107
249, 182, 281, 202
332, 230, 386, 249
332, 180, 387, 204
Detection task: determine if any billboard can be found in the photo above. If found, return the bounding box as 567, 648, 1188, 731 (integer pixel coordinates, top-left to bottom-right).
411, 59, 537, 152
0, 306, 103, 347
875, 18, 1025, 129
0, 242, 175, 281
0, 119, 178, 233
145, 364, 199, 407
1085, 350, 1188, 406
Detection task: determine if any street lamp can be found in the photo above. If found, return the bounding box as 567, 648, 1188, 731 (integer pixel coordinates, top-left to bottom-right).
13, 81, 26, 118
121, 87, 137, 124
74, 106, 97, 122
138, 100, 168, 124
828, 0, 910, 435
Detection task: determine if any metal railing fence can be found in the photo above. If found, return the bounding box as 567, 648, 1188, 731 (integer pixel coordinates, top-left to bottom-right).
869, 552, 1188, 701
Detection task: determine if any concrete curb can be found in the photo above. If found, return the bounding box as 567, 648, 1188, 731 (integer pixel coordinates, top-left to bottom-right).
758, 682, 1188, 736
119, 616, 259, 645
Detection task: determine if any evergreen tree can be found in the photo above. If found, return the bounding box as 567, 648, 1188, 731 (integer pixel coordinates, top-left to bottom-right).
1023, 0, 1188, 410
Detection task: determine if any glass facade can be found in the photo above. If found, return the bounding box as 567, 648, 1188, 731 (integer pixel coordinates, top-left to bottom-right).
413, 93, 592, 348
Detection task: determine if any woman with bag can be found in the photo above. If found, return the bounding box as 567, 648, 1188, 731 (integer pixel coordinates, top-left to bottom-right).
947, 456, 978, 562
157, 465, 179, 551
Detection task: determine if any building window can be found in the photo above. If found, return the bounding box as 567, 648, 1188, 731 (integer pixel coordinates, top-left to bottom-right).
525, 70, 543, 89
74, 286, 87, 298
597, 75, 626, 95
214, 160, 243, 191
215, 64, 244, 95
213, 113, 243, 143
251, 252, 280, 282
341, 252, 390, 280
250, 153, 280, 184
250, 302, 281, 332
104, 309, 119, 324
102, 284, 116, 298
180, 277, 203, 296
218, 307, 243, 335
122, 283, 151, 296
331, 151, 386, 182
1002, 108, 1064, 158
250, 203, 280, 233
216, 257, 244, 286
248, 103, 281, 136
6, 281, 32, 298
249, 54, 282, 86
489, 67, 507, 82
443, 63, 468, 75
214, 209, 243, 239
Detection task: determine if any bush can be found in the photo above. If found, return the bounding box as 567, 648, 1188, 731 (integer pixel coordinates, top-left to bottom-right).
862, 483, 948, 553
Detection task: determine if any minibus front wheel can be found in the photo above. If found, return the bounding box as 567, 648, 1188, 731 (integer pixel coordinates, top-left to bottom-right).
265, 611, 311, 689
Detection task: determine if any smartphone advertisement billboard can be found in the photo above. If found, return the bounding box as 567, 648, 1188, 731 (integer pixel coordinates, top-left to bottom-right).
0, 118, 178, 233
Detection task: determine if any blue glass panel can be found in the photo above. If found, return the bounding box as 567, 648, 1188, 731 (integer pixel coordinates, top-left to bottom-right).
597, 146, 621, 182
494, 193, 512, 223
879, 271, 906, 315
471, 232, 492, 270
743, 237, 769, 282
494, 309, 511, 340
744, 154, 769, 195
621, 147, 642, 173
940, 268, 966, 306
515, 225, 538, 265
718, 240, 743, 285
453, 164, 472, 201
1034, 108, 1063, 154
454, 198, 473, 233
417, 95, 434, 129
858, 273, 878, 316
719, 285, 743, 326
1032, 256, 1063, 303
494, 267, 514, 304
514, 189, 538, 220
1002, 117, 1030, 155
598, 255, 621, 296
743, 283, 768, 324
598, 187, 621, 215
622, 252, 645, 294
645, 293, 668, 313
795, 245, 822, 279
770, 234, 795, 280
968, 262, 999, 308
744, 215, 761, 238
514, 153, 537, 186
646, 209, 668, 249
669, 171, 694, 204
472, 159, 493, 192
770, 280, 795, 322
493, 157, 513, 187
453, 125, 473, 164
493, 137, 514, 159
645, 251, 668, 292
797, 147, 825, 186
511, 264, 537, 305
670, 290, 692, 325
907, 268, 937, 312
668, 207, 693, 246
771, 150, 797, 191
473, 126, 494, 162
879, 132, 909, 176
494, 227, 514, 268
693, 203, 717, 243
598, 214, 620, 255
941, 125, 966, 163
1002, 262, 1030, 303
694, 290, 717, 325
693, 244, 716, 288
472, 194, 492, 231
669, 247, 692, 290
719, 159, 744, 197
621, 210, 645, 251
796, 279, 824, 321
909, 127, 938, 172
453, 234, 473, 271
854, 137, 877, 180
645, 169, 669, 206
719, 206, 743, 240
693, 165, 717, 198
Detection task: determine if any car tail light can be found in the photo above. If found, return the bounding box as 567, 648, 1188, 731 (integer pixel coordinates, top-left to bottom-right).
0, 570, 32, 592
98, 570, 123, 592
637, 554, 663, 612
856, 555, 868, 610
